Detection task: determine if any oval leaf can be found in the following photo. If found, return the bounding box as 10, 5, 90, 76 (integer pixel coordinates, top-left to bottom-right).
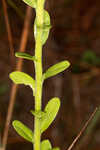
34, 10, 51, 45
52, 148, 60, 150
42, 10, 51, 45
22, 0, 36, 8
12, 120, 33, 143
15, 52, 36, 61
41, 97, 60, 133
43, 61, 70, 80
9, 71, 35, 92
41, 140, 52, 150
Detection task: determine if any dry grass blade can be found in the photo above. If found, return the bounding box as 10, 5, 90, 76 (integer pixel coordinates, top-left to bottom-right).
2, 6, 32, 150
67, 107, 98, 150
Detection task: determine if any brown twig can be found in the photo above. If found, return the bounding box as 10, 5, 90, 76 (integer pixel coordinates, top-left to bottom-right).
67, 107, 98, 150
1, 0, 14, 65
76, 106, 100, 150
2, 6, 32, 150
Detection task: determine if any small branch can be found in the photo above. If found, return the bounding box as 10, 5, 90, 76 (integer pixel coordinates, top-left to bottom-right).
76, 106, 100, 149
1, 0, 14, 65
2, 6, 32, 150
67, 107, 98, 150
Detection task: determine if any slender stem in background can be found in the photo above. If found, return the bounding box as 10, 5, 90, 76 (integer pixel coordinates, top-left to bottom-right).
1, 0, 14, 66
76, 106, 100, 150
67, 107, 98, 150
7, 0, 25, 20
2, 6, 32, 150
34, 0, 45, 149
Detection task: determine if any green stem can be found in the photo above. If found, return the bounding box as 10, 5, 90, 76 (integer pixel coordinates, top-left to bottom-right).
34, 0, 45, 149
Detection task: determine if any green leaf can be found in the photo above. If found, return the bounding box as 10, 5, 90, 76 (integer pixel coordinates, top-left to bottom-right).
41, 139, 52, 150
9, 71, 35, 92
34, 10, 51, 45
42, 10, 51, 45
31, 110, 46, 119
15, 52, 36, 61
41, 97, 60, 133
22, 0, 36, 8
52, 148, 60, 150
12, 120, 33, 143
43, 60, 70, 80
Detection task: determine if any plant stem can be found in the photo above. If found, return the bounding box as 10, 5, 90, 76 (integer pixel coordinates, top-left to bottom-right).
34, 0, 45, 149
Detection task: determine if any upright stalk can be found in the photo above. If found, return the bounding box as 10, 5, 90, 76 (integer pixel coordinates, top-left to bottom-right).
34, 0, 45, 149
9, 0, 70, 150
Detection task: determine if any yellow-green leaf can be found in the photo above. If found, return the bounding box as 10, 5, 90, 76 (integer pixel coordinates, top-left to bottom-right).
34, 10, 51, 45
15, 52, 36, 61
41, 140, 52, 150
9, 71, 35, 92
52, 148, 60, 150
42, 10, 51, 45
41, 97, 60, 133
12, 120, 33, 143
22, 0, 36, 8
43, 60, 70, 80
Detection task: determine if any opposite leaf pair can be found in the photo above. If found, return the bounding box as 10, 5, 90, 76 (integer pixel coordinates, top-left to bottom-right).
23, 0, 51, 45
9, 58, 70, 96
12, 52, 70, 81
12, 98, 60, 143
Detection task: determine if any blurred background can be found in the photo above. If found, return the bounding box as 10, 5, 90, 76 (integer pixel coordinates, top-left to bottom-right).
1, 0, 100, 150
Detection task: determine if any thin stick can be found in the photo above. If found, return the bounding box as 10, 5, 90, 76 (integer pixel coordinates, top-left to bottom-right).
76, 106, 100, 149
2, 6, 32, 150
67, 107, 98, 150
1, 0, 14, 65
7, 0, 25, 20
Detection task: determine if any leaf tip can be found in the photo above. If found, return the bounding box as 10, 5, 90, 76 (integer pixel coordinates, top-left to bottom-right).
64, 60, 70, 68
53, 97, 61, 107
